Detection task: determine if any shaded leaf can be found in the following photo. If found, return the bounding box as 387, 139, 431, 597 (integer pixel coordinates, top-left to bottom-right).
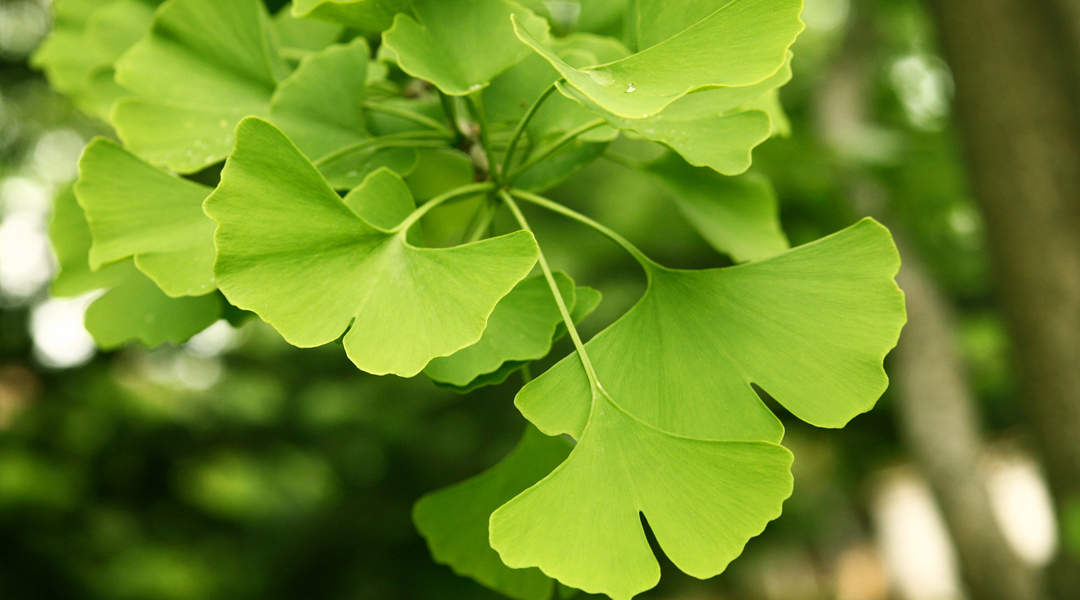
382, 0, 551, 95
645, 153, 789, 263
425, 272, 576, 387
414, 425, 571, 600
341, 167, 415, 229
291, 0, 409, 31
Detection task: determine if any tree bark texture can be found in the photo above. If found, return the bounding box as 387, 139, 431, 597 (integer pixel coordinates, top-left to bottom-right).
928, 1, 1080, 597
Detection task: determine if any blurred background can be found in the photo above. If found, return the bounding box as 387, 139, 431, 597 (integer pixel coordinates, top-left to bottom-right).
3, 0, 1080, 599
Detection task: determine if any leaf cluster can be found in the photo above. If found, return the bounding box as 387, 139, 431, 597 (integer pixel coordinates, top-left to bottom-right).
35, 1, 906, 598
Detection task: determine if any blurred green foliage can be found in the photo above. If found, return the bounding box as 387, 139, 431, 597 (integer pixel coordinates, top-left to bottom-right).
0, 0, 1026, 598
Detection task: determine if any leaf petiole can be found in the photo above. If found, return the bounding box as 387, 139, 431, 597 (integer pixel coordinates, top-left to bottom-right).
506, 119, 607, 183
313, 131, 452, 167
500, 189, 604, 394
363, 101, 452, 133
395, 182, 496, 234
509, 188, 655, 276
500, 81, 560, 177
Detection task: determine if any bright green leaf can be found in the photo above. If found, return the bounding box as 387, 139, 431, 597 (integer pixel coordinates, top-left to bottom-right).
112, 0, 288, 172
31, 0, 157, 119
84, 271, 222, 349
291, 0, 409, 31
491, 391, 793, 600
414, 425, 571, 600
342, 167, 415, 229
74, 138, 216, 297
49, 186, 221, 348
269, 38, 372, 161
205, 118, 539, 376
382, 0, 551, 96
645, 153, 789, 263
425, 272, 576, 387
513, 0, 803, 118
273, 7, 344, 53
517, 219, 906, 443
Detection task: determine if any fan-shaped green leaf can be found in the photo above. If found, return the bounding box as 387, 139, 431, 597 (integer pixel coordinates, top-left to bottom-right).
645, 153, 789, 263
517, 219, 905, 443
425, 272, 576, 387
31, 0, 157, 119
435, 284, 601, 393
490, 391, 793, 600
414, 425, 572, 600
403, 148, 475, 201
557, 53, 792, 175
273, 7, 344, 53
291, 0, 409, 31
49, 186, 221, 348
112, 0, 288, 172
341, 167, 415, 229
382, 0, 551, 95
205, 118, 539, 376
84, 270, 222, 348
269, 38, 372, 161
513, 0, 803, 118
74, 138, 216, 297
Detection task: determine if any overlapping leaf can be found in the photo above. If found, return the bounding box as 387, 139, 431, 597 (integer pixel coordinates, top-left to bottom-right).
112, 0, 288, 172
414, 425, 572, 600
205, 118, 539, 377
291, 0, 409, 31
516, 219, 906, 443
382, 0, 551, 95
50, 186, 220, 348
490, 389, 794, 600
513, 0, 803, 118
645, 153, 789, 263
424, 272, 576, 388
74, 138, 216, 297
269, 38, 373, 161
31, 0, 157, 119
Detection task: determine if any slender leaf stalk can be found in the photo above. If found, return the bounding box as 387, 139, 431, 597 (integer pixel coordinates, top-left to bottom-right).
500, 81, 560, 176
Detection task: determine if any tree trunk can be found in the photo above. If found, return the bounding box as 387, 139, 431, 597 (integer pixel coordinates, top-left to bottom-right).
927, 1, 1080, 597
892, 234, 1044, 600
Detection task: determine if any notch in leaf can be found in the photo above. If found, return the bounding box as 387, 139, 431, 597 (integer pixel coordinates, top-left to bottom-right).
516, 218, 907, 444
205, 118, 540, 377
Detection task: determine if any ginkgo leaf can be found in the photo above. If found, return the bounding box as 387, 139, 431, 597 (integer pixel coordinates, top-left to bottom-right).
490, 389, 793, 600
205, 118, 539, 377
31, 0, 157, 119
382, 0, 551, 95
519, 0, 629, 35
74, 138, 216, 297
557, 54, 793, 175
517, 219, 906, 443
84, 269, 222, 348
269, 38, 371, 162
291, 0, 409, 31
436, 284, 601, 393
342, 167, 416, 229
424, 272, 576, 387
403, 148, 475, 201
645, 153, 789, 263
272, 7, 344, 53
49, 185, 221, 348
414, 425, 572, 600
318, 143, 422, 191
112, 0, 288, 172
513, 0, 803, 118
